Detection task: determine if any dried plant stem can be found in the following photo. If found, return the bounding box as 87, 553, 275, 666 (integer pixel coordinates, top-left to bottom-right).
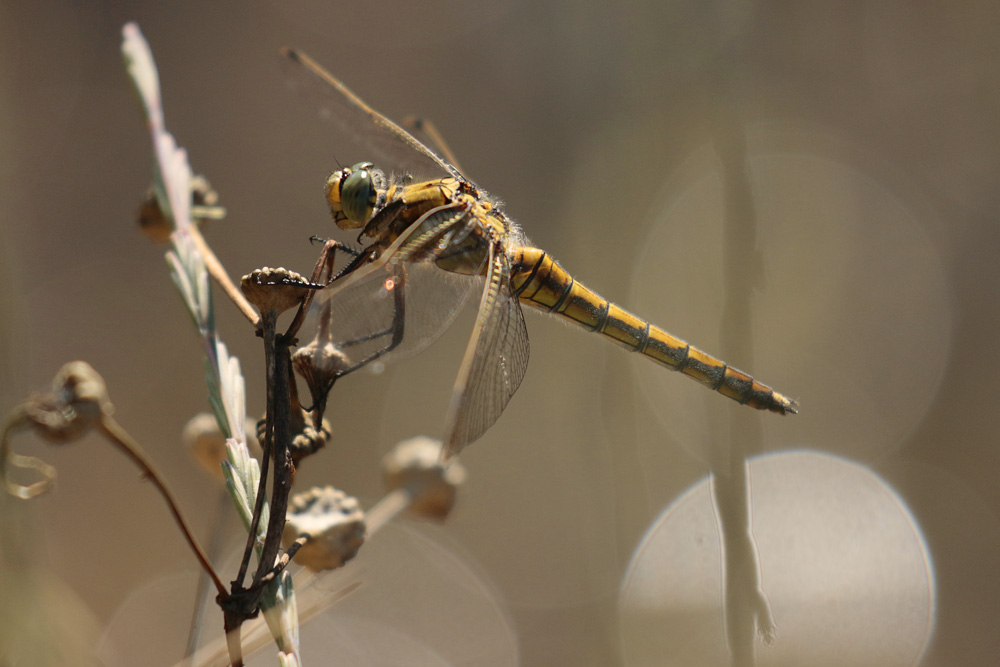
186, 223, 260, 327
364, 487, 411, 534
97, 415, 227, 597
233, 312, 280, 590
224, 628, 244, 667
253, 322, 294, 586
224, 309, 297, 662
276, 534, 308, 568
1, 412, 57, 499
179, 581, 362, 667
709, 54, 776, 665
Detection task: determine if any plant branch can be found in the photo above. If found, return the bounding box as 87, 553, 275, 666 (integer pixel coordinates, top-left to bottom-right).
186, 223, 260, 328
253, 324, 295, 586
98, 415, 227, 597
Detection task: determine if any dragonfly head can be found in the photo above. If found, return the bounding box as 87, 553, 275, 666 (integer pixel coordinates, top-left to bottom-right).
326, 161, 388, 230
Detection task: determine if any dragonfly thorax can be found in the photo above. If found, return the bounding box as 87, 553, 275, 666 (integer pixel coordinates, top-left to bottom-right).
326, 161, 389, 229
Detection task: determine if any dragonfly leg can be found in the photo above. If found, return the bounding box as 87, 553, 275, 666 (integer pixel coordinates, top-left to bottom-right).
297, 261, 409, 422
285, 240, 375, 341
305, 239, 371, 285
331, 263, 407, 373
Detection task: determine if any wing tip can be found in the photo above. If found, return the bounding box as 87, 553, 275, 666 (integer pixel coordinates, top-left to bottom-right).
439, 438, 463, 463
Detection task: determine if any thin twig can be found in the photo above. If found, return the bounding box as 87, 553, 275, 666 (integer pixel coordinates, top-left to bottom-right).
186, 223, 260, 328
709, 41, 776, 665
97, 416, 227, 597
364, 487, 411, 534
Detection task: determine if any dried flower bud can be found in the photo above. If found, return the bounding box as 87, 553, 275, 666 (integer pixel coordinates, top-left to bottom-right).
289, 414, 330, 466
25, 361, 113, 443
291, 336, 351, 427
241, 267, 316, 315
282, 486, 366, 572
138, 174, 225, 243
137, 191, 173, 243
382, 436, 467, 521
255, 408, 330, 468
3, 362, 113, 498
253, 373, 330, 470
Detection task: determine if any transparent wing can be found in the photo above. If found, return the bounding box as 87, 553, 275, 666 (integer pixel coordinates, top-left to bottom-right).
441, 242, 530, 460
301, 203, 487, 375
400, 115, 466, 176
281, 48, 461, 183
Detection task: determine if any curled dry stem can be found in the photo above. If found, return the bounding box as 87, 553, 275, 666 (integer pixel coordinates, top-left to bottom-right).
0, 362, 228, 599
98, 415, 229, 598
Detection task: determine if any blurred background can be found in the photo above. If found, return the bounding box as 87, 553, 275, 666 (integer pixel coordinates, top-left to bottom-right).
2, 1, 998, 665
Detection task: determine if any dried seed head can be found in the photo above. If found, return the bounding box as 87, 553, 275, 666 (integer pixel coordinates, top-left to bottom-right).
282, 486, 366, 572
188, 174, 222, 210
240, 267, 315, 315
289, 413, 331, 466
255, 407, 330, 468
382, 436, 467, 521
254, 369, 331, 468
291, 336, 351, 426
137, 190, 173, 243
184, 412, 261, 481
25, 361, 113, 443
184, 413, 226, 479
3, 362, 113, 497
138, 174, 225, 243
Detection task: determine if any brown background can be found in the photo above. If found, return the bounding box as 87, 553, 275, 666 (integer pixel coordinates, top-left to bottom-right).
2, 1, 999, 665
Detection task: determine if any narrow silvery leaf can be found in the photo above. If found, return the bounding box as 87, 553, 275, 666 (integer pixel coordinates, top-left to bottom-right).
121, 23, 193, 235
206, 367, 232, 441
164, 233, 212, 332
215, 340, 247, 443
281, 571, 300, 654
159, 135, 192, 232
224, 439, 269, 544
221, 459, 253, 530
120, 23, 162, 131
261, 570, 299, 657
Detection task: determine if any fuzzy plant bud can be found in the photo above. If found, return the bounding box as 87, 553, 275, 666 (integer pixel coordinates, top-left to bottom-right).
184, 412, 261, 481
26, 361, 113, 443
291, 335, 352, 426
138, 174, 225, 243
3, 362, 113, 498
282, 486, 366, 572
382, 436, 467, 521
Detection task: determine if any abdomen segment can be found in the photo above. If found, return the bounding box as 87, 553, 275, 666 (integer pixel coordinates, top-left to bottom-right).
510, 247, 797, 415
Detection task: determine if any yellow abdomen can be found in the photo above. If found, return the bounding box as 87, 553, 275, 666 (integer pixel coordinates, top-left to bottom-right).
509, 247, 797, 415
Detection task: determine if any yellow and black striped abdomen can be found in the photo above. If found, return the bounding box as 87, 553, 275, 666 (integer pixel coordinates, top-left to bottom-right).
509, 247, 797, 415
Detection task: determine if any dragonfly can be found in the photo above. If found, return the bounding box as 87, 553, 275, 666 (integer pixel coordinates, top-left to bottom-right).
285, 49, 797, 460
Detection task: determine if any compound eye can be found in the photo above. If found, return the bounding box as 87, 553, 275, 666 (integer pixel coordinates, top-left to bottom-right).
325, 162, 381, 230
341, 161, 377, 225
